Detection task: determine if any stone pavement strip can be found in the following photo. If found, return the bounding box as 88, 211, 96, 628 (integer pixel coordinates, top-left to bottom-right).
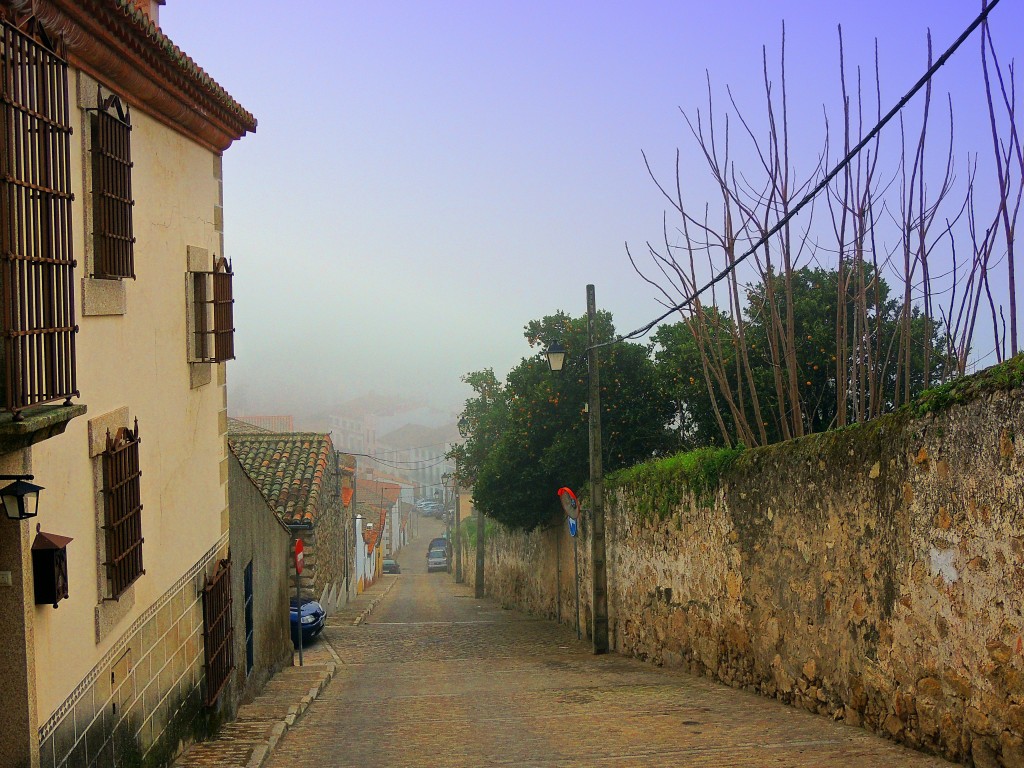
173, 581, 395, 768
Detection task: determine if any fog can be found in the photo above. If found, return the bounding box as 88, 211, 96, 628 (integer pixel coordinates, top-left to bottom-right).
160, 1, 1024, 424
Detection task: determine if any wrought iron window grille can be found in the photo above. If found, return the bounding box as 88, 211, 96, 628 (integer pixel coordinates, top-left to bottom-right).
202, 556, 234, 706
88, 89, 136, 280
0, 17, 79, 419
192, 257, 236, 363
101, 420, 144, 600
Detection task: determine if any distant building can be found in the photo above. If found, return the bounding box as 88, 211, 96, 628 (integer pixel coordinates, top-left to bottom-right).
377, 423, 458, 499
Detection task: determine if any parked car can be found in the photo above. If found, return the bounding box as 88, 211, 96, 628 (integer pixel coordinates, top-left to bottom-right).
427, 548, 449, 573
427, 536, 448, 554
382, 557, 400, 574
290, 597, 326, 646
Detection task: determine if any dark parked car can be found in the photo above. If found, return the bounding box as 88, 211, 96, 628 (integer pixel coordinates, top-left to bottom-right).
382, 557, 400, 574
427, 536, 448, 554
290, 597, 326, 646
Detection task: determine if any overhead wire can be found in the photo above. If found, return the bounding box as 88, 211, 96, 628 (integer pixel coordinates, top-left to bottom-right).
342, 451, 451, 470
599, 0, 1002, 350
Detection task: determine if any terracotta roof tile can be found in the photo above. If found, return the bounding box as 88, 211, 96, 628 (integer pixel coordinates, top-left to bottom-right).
109, 0, 256, 129
358, 480, 401, 508
229, 432, 335, 525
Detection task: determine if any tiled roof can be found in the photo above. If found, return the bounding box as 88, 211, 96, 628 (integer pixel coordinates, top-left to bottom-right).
17, 0, 257, 151
227, 417, 273, 435
108, 0, 256, 128
358, 480, 401, 509
233, 414, 295, 432
229, 432, 335, 525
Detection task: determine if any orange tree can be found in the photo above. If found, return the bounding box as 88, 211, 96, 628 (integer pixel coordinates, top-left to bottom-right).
456, 311, 674, 530
653, 266, 950, 447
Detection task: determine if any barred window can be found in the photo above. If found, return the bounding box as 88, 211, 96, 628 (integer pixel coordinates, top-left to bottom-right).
202, 557, 234, 706
0, 18, 78, 416
102, 421, 144, 599
192, 257, 235, 362
90, 92, 135, 279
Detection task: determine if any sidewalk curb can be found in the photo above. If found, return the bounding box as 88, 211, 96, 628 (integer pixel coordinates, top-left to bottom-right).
353, 577, 398, 625
244, 661, 336, 768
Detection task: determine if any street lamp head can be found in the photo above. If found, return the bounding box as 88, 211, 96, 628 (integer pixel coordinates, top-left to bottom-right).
0, 476, 43, 521
546, 342, 566, 372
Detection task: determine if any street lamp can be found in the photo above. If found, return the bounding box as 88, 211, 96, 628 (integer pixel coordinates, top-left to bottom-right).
546, 284, 609, 655
545, 341, 566, 372
0, 475, 43, 521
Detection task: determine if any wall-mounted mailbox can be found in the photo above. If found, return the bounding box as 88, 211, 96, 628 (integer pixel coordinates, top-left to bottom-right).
32, 528, 73, 608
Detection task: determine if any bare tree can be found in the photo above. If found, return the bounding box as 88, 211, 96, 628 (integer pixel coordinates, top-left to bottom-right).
632, 21, 1021, 448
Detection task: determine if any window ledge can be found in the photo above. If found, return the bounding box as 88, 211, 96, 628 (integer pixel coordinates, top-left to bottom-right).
190, 362, 213, 389
0, 404, 88, 453
82, 278, 127, 316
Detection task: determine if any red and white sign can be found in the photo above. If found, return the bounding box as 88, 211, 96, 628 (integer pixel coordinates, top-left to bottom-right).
294, 538, 305, 575
557, 487, 579, 520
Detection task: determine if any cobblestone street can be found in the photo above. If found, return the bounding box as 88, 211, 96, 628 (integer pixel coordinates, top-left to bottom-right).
259, 521, 952, 768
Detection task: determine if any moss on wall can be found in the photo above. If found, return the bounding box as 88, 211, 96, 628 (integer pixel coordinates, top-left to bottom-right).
607, 446, 745, 522
910, 353, 1024, 418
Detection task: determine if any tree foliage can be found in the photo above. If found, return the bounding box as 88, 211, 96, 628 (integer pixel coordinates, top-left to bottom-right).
655, 266, 949, 446
455, 311, 675, 530
455, 271, 948, 528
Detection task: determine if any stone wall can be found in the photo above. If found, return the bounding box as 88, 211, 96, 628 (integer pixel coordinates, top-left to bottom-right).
478, 387, 1024, 767
228, 455, 292, 709
286, 460, 343, 610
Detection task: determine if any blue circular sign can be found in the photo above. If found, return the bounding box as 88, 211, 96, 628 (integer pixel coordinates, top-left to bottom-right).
567, 517, 578, 537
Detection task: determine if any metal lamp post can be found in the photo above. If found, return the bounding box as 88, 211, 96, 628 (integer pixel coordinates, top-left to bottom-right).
545, 283, 609, 655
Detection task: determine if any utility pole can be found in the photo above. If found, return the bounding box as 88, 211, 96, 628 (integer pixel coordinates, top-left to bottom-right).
474, 499, 485, 598
444, 474, 452, 573
587, 284, 609, 654
454, 456, 463, 583
474, 392, 488, 599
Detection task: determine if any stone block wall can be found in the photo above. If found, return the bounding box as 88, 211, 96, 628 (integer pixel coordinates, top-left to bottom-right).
478, 387, 1024, 766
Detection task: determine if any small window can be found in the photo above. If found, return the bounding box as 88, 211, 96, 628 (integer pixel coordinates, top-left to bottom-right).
90, 92, 135, 279
202, 557, 234, 706
192, 257, 235, 362
102, 420, 144, 599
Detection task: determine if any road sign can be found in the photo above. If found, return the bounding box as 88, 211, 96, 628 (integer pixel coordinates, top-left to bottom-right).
294, 538, 304, 575
567, 517, 578, 537
557, 487, 579, 520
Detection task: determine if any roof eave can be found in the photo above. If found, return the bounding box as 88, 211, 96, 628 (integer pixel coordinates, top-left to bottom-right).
7, 0, 256, 153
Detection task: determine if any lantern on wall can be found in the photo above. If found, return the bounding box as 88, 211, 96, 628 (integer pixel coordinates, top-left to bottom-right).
32, 526, 72, 608
0, 475, 43, 521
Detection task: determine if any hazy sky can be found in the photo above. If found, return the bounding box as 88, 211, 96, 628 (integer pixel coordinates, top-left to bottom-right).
160, 1, 1023, 418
